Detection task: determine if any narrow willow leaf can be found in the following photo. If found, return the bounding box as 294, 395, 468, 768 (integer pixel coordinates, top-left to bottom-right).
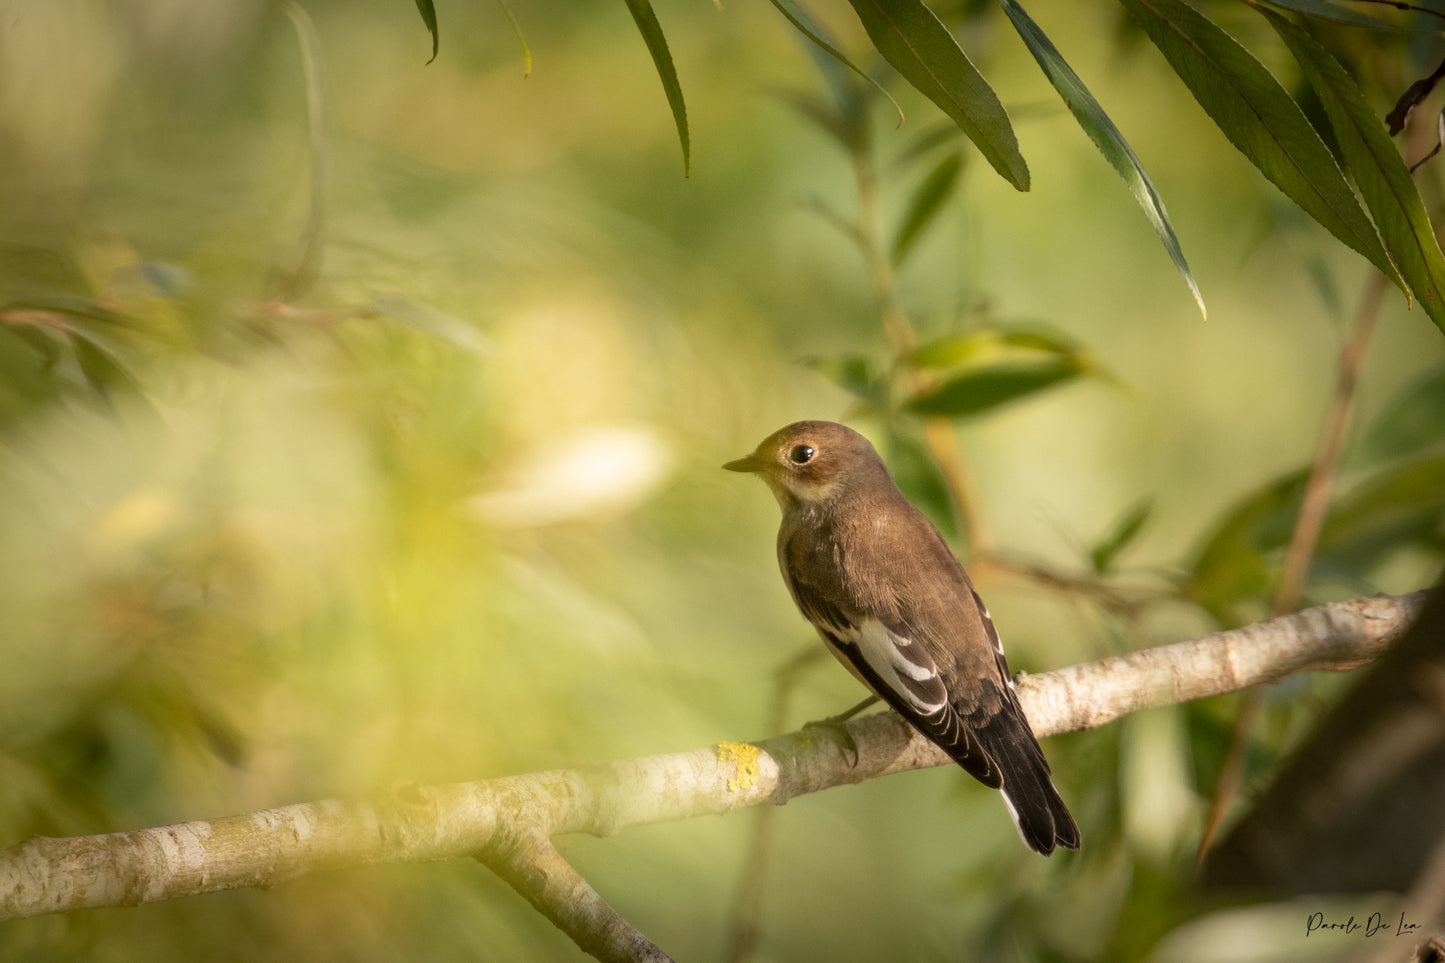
1259, 0, 1423, 31
891, 151, 963, 265
885, 430, 957, 538
9, 326, 63, 370
845, 0, 1029, 190
414, 0, 438, 63
907, 358, 1084, 417
1091, 497, 1154, 573
622, 0, 690, 176
281, 4, 327, 303
999, 0, 1205, 319
1357, 362, 1445, 464
1119, 0, 1401, 289
1261, 6, 1445, 334
802, 354, 880, 400
71, 333, 142, 404
1317, 452, 1445, 571
493, 0, 532, 76
1186, 469, 1307, 623
372, 297, 492, 354
769, 0, 904, 127
897, 120, 965, 165
908, 326, 1081, 368
776, 89, 853, 148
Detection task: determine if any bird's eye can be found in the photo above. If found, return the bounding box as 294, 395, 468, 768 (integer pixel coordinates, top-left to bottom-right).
789, 445, 815, 465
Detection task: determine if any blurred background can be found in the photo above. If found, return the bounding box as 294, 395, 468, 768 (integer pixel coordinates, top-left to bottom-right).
1, 0, 1443, 959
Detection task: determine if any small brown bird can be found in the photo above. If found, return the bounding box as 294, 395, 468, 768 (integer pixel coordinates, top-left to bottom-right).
725, 420, 1079, 854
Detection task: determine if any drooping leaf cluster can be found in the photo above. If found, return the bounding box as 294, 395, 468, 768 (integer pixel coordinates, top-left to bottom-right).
415, 0, 1445, 332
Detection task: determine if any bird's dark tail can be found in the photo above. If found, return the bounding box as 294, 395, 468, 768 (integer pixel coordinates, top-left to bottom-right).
976, 702, 1080, 855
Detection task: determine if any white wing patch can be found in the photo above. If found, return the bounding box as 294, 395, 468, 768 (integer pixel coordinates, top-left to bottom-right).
971, 588, 1004, 657
971, 587, 1017, 692
853, 618, 947, 714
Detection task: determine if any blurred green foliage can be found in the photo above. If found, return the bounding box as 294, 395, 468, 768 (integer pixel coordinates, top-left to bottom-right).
1, 0, 1443, 961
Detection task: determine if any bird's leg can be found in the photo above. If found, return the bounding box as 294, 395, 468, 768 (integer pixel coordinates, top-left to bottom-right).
802, 695, 880, 765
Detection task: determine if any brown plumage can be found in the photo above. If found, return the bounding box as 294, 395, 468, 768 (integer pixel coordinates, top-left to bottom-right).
725, 420, 1079, 854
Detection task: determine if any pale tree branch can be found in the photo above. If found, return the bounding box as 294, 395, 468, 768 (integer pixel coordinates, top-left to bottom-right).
0, 591, 1428, 962
480, 827, 671, 963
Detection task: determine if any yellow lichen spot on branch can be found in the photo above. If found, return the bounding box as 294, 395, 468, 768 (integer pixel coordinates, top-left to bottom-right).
716, 741, 761, 793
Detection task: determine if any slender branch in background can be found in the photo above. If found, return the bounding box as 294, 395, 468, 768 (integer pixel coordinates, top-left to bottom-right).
848, 145, 993, 554
0, 591, 1426, 963
1277, 273, 1387, 615
1196, 269, 1387, 863
277, 3, 328, 303
480, 830, 671, 963
970, 552, 1177, 620
722, 646, 824, 963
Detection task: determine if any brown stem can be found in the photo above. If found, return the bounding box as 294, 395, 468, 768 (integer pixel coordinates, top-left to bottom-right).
970, 553, 1175, 620
1196, 270, 1387, 863
482, 829, 673, 963
722, 646, 823, 963
849, 151, 991, 554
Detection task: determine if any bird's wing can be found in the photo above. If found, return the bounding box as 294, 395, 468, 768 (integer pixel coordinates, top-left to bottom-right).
964, 581, 1018, 692
788, 573, 1001, 788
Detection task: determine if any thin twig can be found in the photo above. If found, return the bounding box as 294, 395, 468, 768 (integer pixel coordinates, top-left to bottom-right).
1277, 272, 1387, 615
849, 147, 992, 553
970, 552, 1176, 619
1196, 270, 1387, 863
722, 646, 823, 963
481, 829, 672, 963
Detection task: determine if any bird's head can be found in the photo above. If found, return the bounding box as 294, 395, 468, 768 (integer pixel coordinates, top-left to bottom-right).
723, 420, 886, 509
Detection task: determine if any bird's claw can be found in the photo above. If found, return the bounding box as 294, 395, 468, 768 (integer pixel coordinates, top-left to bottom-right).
803, 714, 861, 766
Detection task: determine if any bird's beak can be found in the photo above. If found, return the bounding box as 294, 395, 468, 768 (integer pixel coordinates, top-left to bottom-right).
723, 453, 766, 473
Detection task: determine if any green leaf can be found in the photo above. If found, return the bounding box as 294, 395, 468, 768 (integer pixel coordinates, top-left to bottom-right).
1091, 498, 1154, 573
1357, 362, 1445, 465
1260, 5, 1445, 335
891, 151, 964, 265
908, 326, 1082, 368
371, 297, 492, 353
776, 89, 856, 149
769, 0, 904, 127
1118, 0, 1401, 290
71, 333, 140, 403
493, 0, 532, 76
884, 429, 957, 538
1258, 0, 1425, 31
280, 4, 327, 303
803, 354, 886, 407
622, 0, 690, 176
1186, 469, 1308, 624
1316, 453, 1445, 571
413, 0, 438, 63
907, 357, 1085, 417
998, 0, 1205, 320
896, 120, 966, 165
844, 0, 1029, 190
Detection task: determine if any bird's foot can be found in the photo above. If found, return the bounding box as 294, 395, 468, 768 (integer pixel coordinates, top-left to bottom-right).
803, 715, 860, 765
801, 696, 879, 766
